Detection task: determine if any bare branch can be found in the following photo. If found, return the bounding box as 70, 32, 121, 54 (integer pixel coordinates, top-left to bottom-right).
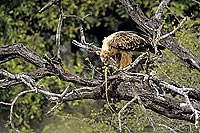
80, 23, 89, 45
68, 14, 101, 55
192, 0, 200, 5
0, 43, 47, 67
80, 14, 91, 21
154, 0, 170, 20
157, 124, 177, 133
0, 68, 52, 89
0, 69, 16, 79
72, 40, 101, 55
55, 13, 63, 65
61, 84, 72, 97
153, 22, 164, 54
46, 84, 72, 115
118, 96, 137, 132
160, 17, 187, 40
10, 89, 35, 133
151, 72, 200, 127
1, 70, 74, 131
63, 15, 78, 18
0, 102, 12, 106
39, 0, 59, 13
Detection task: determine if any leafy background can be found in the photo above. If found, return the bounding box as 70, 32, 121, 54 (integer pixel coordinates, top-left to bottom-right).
0, 0, 199, 132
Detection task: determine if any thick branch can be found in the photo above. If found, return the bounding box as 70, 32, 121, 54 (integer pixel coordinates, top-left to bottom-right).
61, 72, 199, 123
0, 43, 47, 67
154, 0, 170, 20
0, 44, 102, 89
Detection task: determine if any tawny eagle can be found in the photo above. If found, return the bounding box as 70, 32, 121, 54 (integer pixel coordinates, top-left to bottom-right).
100, 31, 165, 69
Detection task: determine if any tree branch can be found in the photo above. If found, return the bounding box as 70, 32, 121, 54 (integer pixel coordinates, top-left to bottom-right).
39, 0, 60, 13
118, 96, 137, 132
119, 0, 200, 71
0, 43, 47, 68
0, 44, 103, 88
154, 0, 170, 20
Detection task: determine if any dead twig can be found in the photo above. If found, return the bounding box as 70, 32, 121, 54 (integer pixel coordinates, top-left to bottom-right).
10, 90, 35, 133
39, 0, 60, 13
118, 96, 137, 132
159, 17, 187, 40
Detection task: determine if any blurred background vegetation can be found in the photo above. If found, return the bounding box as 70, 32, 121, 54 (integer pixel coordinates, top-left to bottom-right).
0, 0, 199, 132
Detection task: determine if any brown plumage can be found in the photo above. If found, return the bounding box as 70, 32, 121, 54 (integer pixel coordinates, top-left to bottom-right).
100, 31, 164, 69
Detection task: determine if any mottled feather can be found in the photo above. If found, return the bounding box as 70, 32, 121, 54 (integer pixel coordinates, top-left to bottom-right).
106, 31, 152, 52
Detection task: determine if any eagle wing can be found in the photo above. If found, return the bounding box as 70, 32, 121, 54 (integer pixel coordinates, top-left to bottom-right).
108, 31, 152, 52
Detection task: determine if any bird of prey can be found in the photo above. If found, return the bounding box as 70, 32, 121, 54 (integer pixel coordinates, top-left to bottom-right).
100, 31, 165, 69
